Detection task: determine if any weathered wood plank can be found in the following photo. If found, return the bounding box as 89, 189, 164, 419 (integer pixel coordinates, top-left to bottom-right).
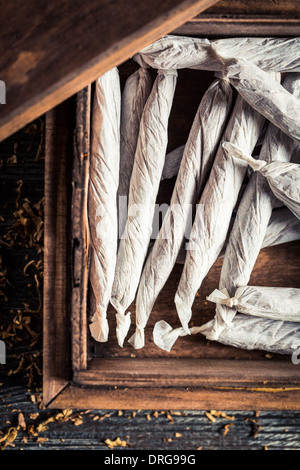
0, 0, 218, 142
1, 378, 300, 449
74, 358, 300, 388
173, 18, 300, 37
43, 98, 75, 406
71, 87, 91, 372
205, 0, 300, 16
50, 383, 300, 411
173, 0, 300, 36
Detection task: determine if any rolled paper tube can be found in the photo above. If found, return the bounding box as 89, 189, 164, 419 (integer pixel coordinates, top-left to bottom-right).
138, 35, 300, 73
118, 64, 152, 239
223, 142, 300, 220
174, 92, 265, 334
129, 78, 232, 348
161, 144, 185, 180
222, 142, 267, 171
207, 286, 300, 322
218, 58, 300, 144
88, 68, 121, 343
111, 69, 178, 347
153, 316, 300, 355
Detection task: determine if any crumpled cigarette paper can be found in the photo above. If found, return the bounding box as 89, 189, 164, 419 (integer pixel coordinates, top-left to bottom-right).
153, 316, 300, 355
174, 93, 265, 333
208, 74, 300, 341
138, 35, 300, 73
111, 69, 177, 347
118, 62, 152, 239
207, 286, 300, 322
88, 68, 121, 342
217, 58, 300, 144
225, 142, 300, 220
129, 78, 232, 349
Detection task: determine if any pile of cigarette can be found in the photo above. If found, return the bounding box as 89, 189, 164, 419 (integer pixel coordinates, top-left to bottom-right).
87, 36, 300, 355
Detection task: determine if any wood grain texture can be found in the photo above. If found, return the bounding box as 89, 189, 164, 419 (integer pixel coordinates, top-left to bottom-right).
43, 98, 75, 406
1, 378, 300, 449
71, 87, 91, 372
205, 0, 300, 16
0, 0, 218, 142
74, 358, 300, 388
50, 383, 300, 411
173, 0, 300, 36
173, 18, 300, 37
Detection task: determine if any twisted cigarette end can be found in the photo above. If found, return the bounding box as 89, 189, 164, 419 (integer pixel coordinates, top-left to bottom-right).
222, 141, 267, 172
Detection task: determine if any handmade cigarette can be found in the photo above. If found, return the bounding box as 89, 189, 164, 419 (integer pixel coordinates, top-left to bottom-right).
118, 64, 152, 239
174, 93, 265, 333
218, 59, 300, 144
137, 35, 300, 72
111, 69, 177, 347
207, 286, 300, 322
88, 68, 121, 342
129, 78, 233, 349
153, 317, 300, 356
226, 143, 300, 220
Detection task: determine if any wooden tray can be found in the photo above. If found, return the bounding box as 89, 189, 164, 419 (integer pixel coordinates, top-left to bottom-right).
43, 8, 300, 410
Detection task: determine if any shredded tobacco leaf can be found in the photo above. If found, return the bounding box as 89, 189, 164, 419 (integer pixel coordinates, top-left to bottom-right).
0, 426, 19, 450
104, 437, 127, 449
165, 411, 174, 423
36, 437, 48, 444
17, 413, 26, 430
0, 118, 44, 391
205, 412, 217, 423
223, 423, 234, 435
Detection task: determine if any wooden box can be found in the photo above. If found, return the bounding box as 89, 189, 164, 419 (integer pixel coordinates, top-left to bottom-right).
43, 4, 300, 410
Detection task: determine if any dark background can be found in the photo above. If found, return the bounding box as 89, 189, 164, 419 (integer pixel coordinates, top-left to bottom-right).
0, 116, 299, 451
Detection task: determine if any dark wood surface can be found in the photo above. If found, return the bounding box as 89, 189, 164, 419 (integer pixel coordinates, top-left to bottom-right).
1, 380, 300, 450
43, 98, 76, 406
0, 103, 300, 452
0, 0, 218, 142
174, 0, 300, 37
74, 358, 300, 388
71, 87, 91, 372
206, 0, 300, 14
